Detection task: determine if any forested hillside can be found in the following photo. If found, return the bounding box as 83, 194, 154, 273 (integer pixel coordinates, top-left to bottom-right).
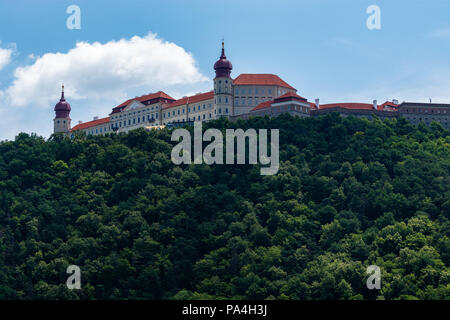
0, 114, 449, 300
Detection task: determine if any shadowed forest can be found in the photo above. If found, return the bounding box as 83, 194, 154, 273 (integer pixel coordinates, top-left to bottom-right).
0, 114, 448, 300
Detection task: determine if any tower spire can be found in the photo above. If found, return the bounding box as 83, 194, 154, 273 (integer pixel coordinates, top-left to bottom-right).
61, 83, 65, 100
221, 39, 226, 58
54, 84, 71, 134
214, 40, 232, 78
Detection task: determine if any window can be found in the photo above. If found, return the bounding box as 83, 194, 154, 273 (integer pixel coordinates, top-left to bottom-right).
225, 97, 228, 103
225, 108, 228, 114
219, 108, 222, 114
203, 114, 206, 120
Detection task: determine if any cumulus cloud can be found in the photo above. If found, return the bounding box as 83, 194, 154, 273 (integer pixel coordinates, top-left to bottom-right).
4, 32, 209, 108
0, 43, 15, 70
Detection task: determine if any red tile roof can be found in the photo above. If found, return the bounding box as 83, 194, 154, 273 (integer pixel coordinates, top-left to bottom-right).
251, 100, 273, 111
318, 102, 399, 112
380, 101, 399, 110
251, 92, 308, 112
71, 117, 110, 131
112, 91, 175, 114
163, 91, 214, 109
233, 74, 296, 90
276, 91, 306, 100
309, 102, 318, 110
273, 91, 307, 103
319, 103, 375, 110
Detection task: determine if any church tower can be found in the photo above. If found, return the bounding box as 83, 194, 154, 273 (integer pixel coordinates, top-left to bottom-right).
53, 84, 71, 134
213, 42, 233, 118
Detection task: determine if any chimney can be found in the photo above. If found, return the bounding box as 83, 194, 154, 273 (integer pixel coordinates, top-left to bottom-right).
373, 100, 377, 110
315, 98, 320, 110
392, 99, 399, 105
93, 116, 99, 121
78, 120, 83, 124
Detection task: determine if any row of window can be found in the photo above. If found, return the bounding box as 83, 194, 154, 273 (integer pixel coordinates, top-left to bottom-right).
111, 106, 159, 120
234, 97, 272, 106
112, 114, 158, 129
409, 117, 448, 122
86, 126, 109, 135
165, 107, 229, 119
163, 104, 213, 118
273, 104, 309, 113
235, 88, 273, 95
164, 113, 212, 124
405, 108, 448, 114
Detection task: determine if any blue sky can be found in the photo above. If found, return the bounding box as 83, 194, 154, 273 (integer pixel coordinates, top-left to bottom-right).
0, 0, 449, 140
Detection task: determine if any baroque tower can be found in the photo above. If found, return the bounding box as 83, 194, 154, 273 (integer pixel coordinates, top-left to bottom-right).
53, 84, 71, 134
213, 42, 233, 118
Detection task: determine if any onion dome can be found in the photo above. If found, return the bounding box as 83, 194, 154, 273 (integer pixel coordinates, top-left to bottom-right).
214, 42, 232, 78
54, 84, 71, 118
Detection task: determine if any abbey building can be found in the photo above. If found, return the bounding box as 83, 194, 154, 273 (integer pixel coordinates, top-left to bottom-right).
53, 43, 450, 136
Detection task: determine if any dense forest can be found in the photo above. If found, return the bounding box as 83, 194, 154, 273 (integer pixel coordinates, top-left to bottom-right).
0, 113, 449, 300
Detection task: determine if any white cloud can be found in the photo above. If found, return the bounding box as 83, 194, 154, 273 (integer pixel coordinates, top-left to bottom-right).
3, 32, 209, 108
0, 33, 211, 140
0, 43, 14, 70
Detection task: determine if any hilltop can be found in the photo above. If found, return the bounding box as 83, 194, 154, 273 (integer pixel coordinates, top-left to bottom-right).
0, 114, 449, 299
